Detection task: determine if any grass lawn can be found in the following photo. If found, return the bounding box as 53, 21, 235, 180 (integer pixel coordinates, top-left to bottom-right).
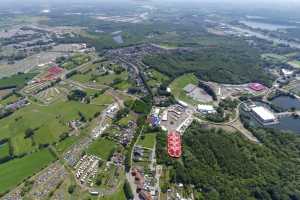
118, 113, 136, 127
96, 72, 128, 85
92, 94, 113, 105
0, 143, 10, 158
137, 133, 156, 149
0, 149, 56, 194
87, 138, 117, 160
261, 53, 288, 63
55, 136, 79, 155
113, 81, 131, 91
0, 100, 105, 155
0, 94, 20, 106
0, 73, 37, 88
70, 73, 91, 83
71, 71, 128, 86
11, 134, 34, 156
169, 73, 199, 105
61, 54, 91, 70
99, 185, 126, 200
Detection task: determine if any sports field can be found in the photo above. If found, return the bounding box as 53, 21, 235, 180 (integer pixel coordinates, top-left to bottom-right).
0, 149, 56, 194
169, 73, 199, 105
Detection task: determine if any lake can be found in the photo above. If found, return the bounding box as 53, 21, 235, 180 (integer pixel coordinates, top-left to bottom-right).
266, 116, 300, 134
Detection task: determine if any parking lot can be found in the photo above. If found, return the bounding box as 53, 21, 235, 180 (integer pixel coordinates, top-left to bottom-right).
160, 104, 194, 133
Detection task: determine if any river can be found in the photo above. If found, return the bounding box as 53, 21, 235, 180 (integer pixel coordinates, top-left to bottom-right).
227, 24, 300, 49
240, 20, 296, 31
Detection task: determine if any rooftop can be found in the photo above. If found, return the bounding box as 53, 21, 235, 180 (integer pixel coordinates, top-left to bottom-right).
252, 106, 276, 121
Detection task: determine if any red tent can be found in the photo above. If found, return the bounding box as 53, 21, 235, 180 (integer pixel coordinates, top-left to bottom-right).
167, 131, 182, 158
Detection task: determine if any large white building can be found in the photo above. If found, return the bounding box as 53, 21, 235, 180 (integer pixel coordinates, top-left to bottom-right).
197, 104, 216, 114
251, 106, 276, 123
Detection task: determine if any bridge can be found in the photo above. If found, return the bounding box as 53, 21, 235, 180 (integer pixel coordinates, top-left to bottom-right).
275, 111, 300, 118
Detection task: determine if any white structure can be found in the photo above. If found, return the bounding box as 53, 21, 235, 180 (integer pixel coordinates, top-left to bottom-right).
178, 100, 188, 107
197, 104, 216, 114
281, 69, 294, 77
161, 111, 168, 121
154, 108, 160, 115
183, 84, 197, 93
251, 106, 276, 123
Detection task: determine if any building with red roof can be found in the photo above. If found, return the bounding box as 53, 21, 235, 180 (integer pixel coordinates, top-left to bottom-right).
248, 83, 266, 92
167, 131, 182, 158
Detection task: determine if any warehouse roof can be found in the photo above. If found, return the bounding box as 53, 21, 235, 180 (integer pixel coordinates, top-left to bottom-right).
252, 106, 276, 121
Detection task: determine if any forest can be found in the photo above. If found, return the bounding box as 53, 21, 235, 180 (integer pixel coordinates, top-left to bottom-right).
143, 42, 273, 85
156, 122, 300, 200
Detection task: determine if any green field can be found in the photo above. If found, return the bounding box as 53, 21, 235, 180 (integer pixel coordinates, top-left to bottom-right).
71, 71, 129, 85
0, 149, 56, 194
55, 136, 79, 154
61, 54, 91, 70
169, 73, 199, 105
0, 143, 10, 159
118, 113, 136, 127
137, 133, 156, 149
113, 81, 132, 91
261, 53, 288, 63
0, 94, 20, 106
0, 100, 104, 155
0, 73, 37, 89
87, 138, 117, 160
92, 94, 113, 105
147, 69, 170, 88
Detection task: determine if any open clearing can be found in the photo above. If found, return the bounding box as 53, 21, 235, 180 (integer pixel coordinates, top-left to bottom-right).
0, 149, 56, 194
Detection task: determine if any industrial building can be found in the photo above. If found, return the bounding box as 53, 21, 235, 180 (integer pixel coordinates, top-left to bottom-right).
251, 106, 277, 123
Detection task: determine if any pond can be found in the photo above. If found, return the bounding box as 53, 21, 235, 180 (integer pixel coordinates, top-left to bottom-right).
271, 96, 300, 111
240, 102, 300, 134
